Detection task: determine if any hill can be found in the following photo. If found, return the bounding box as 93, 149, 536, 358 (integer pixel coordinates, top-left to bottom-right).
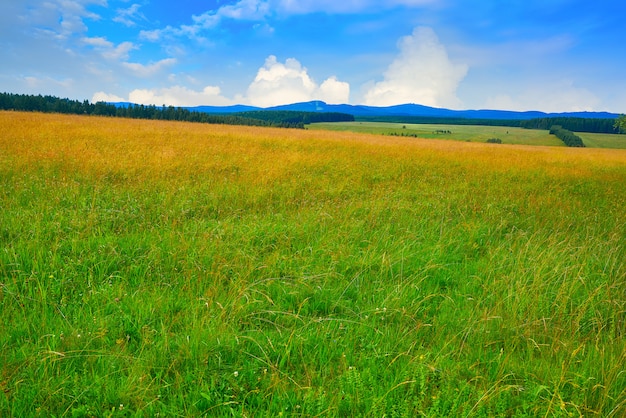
184, 100, 620, 121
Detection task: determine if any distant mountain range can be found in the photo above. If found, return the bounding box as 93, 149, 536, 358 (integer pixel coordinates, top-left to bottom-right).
177, 100, 619, 120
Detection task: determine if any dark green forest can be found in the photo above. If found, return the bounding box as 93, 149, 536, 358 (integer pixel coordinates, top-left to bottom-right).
236, 110, 354, 126
358, 115, 621, 134
519, 117, 617, 133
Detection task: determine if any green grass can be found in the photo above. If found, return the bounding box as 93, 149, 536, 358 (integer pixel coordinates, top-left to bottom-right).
1, 112, 626, 416
577, 132, 626, 149
308, 122, 563, 146
309, 121, 626, 148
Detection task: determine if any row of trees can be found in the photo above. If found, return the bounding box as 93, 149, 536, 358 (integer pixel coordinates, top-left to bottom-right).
236, 110, 354, 126
360, 115, 623, 134
0, 92, 353, 129
550, 125, 585, 147
519, 117, 617, 134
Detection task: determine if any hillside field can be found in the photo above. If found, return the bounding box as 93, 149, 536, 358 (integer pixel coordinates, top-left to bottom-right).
308, 121, 626, 149
1, 111, 625, 416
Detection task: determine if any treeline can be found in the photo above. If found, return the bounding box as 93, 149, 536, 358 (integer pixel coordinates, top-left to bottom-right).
550, 125, 585, 147
357, 115, 620, 134
358, 116, 520, 127
0, 92, 351, 129
236, 110, 354, 128
519, 117, 616, 133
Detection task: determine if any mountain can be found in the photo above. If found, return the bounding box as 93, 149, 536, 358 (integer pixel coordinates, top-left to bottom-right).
114, 100, 619, 120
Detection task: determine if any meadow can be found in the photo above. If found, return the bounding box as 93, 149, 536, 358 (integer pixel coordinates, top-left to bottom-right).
1, 111, 625, 417
308, 121, 626, 149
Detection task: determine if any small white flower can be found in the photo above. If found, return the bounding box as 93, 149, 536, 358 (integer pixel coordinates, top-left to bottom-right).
233, 371, 239, 377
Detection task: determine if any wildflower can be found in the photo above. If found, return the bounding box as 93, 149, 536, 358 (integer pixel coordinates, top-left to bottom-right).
233, 371, 239, 377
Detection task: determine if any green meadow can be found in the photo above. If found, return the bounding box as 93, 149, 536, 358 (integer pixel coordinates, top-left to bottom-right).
1, 111, 625, 416
308, 121, 626, 148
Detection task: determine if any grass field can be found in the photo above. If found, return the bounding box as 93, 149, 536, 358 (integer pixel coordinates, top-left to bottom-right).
308, 121, 626, 149
1, 111, 626, 416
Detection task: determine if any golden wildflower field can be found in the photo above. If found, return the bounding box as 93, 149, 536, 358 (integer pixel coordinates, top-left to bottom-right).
1, 111, 625, 416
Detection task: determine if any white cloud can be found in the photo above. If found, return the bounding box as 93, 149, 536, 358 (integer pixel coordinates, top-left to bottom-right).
93, 85, 234, 107
364, 27, 468, 108
484, 80, 601, 113
113, 4, 146, 27
139, 28, 163, 42
122, 58, 178, 77
142, 0, 437, 43
245, 55, 350, 107
211, 0, 270, 20
24, 0, 106, 40
143, 0, 272, 42
89, 55, 349, 108
92, 91, 125, 103
82, 37, 137, 61
319, 77, 351, 104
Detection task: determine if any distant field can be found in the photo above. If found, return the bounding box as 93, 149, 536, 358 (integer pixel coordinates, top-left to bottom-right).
577, 132, 626, 149
308, 121, 626, 148
2, 111, 626, 416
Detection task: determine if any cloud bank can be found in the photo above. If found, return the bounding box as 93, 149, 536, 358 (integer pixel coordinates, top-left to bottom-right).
93, 56, 349, 107
364, 27, 468, 108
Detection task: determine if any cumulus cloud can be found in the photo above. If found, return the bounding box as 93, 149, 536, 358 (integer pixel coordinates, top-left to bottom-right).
245, 56, 350, 107
364, 27, 468, 108
127, 85, 234, 106
93, 85, 234, 107
484, 80, 601, 113
319, 77, 351, 104
92, 91, 125, 103
89, 55, 348, 108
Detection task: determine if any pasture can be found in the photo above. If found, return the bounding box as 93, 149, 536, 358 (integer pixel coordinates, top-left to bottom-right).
308, 121, 626, 148
1, 111, 625, 416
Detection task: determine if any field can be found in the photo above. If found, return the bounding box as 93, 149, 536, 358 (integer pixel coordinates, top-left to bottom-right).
1, 111, 626, 416
308, 121, 626, 149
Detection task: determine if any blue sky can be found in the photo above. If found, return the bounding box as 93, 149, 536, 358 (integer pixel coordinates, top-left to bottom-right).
1, 0, 625, 112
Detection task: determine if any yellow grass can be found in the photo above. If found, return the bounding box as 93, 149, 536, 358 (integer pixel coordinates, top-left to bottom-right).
2, 111, 625, 183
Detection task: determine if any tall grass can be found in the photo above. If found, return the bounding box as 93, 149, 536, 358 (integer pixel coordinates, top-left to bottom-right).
1, 111, 625, 416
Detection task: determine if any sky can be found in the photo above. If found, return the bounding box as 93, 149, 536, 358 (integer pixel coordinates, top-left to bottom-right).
1, 0, 625, 113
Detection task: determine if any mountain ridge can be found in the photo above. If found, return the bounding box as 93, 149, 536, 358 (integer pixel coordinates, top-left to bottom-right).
181, 100, 619, 120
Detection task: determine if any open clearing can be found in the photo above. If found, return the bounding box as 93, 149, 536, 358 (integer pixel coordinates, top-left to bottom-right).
1, 111, 625, 416
308, 121, 626, 148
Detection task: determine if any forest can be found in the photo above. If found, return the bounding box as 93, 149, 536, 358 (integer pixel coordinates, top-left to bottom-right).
358, 115, 621, 134
0, 93, 353, 128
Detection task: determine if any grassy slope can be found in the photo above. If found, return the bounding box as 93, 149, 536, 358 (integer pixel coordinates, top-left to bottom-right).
309, 121, 626, 149
308, 122, 563, 146
577, 132, 626, 149
1, 111, 625, 416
